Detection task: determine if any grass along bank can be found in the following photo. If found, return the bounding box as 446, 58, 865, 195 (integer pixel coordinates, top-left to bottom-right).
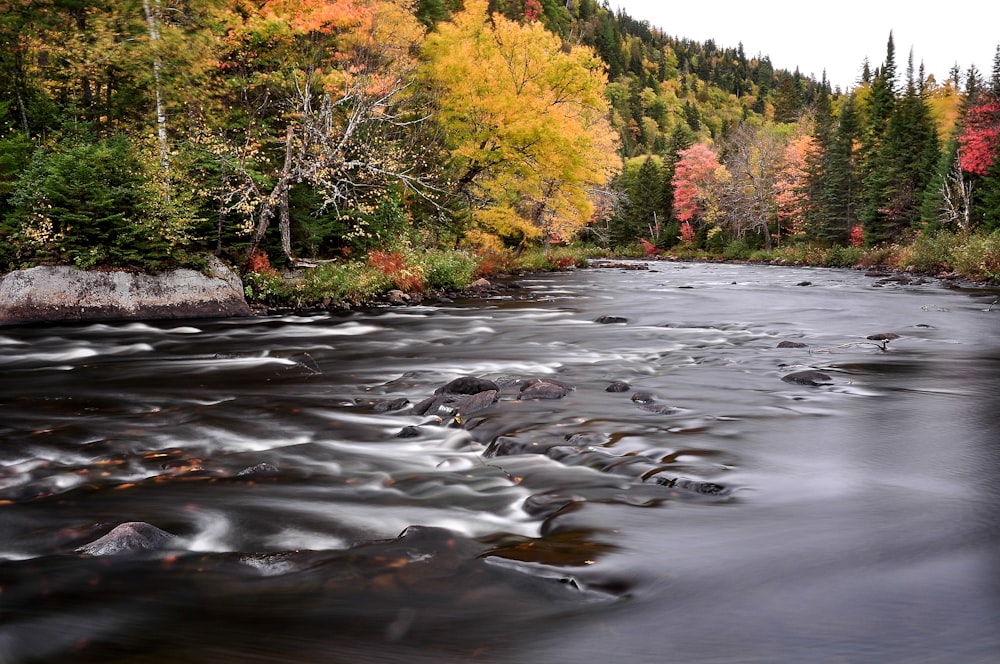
240, 230, 1000, 310
240, 245, 592, 309
653, 230, 1000, 282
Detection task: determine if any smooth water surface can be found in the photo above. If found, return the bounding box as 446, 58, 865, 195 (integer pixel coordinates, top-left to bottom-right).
1, 262, 998, 663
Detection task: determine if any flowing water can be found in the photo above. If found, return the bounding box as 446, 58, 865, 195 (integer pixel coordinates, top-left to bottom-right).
1, 261, 999, 663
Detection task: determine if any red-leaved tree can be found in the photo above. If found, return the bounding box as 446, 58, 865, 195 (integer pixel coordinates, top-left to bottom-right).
958, 98, 1000, 175
671, 143, 721, 223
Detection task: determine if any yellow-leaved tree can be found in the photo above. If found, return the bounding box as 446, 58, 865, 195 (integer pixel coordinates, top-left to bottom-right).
421, 0, 620, 249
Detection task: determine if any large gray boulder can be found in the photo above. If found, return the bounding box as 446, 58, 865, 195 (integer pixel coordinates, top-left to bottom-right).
0, 256, 251, 324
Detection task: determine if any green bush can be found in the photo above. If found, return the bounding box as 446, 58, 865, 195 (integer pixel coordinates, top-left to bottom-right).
953, 233, 1000, 280
906, 230, 958, 273
723, 238, 753, 260
824, 245, 864, 267
515, 246, 590, 271
421, 250, 478, 291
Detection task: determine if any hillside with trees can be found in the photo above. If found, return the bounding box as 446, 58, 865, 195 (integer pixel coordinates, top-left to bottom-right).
2, 0, 998, 303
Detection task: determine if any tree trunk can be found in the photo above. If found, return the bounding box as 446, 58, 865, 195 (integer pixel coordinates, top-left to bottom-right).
249, 125, 297, 261
142, 1, 170, 189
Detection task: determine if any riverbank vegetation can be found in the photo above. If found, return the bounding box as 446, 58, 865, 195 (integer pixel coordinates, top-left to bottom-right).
2, 1, 998, 305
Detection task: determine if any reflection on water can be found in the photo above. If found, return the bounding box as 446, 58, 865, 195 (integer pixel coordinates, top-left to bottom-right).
1, 262, 999, 663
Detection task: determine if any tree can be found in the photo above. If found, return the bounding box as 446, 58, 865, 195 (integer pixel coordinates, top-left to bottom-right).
421, 0, 619, 249
858, 34, 895, 240
612, 154, 670, 247
816, 93, 861, 243
869, 51, 939, 236
715, 123, 788, 251
671, 142, 722, 227
775, 132, 819, 240
208, 0, 434, 262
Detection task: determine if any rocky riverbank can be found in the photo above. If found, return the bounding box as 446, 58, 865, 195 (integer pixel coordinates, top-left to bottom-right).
0, 256, 251, 325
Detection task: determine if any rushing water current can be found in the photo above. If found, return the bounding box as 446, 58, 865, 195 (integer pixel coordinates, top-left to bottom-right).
1, 261, 999, 663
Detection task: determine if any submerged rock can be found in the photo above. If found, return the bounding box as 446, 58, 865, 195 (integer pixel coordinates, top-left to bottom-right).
236, 462, 280, 478
595, 315, 628, 324
777, 340, 809, 348
629, 390, 679, 414
605, 381, 631, 393
781, 370, 833, 386
76, 522, 178, 556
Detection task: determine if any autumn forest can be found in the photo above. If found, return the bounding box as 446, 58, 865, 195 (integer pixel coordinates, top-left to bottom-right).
2, 0, 1000, 300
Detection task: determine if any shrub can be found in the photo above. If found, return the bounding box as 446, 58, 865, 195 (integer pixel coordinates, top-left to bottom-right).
824, 245, 864, 267
242, 268, 288, 306
421, 250, 478, 291
723, 238, 753, 260
857, 244, 901, 269
906, 230, 958, 273
514, 246, 589, 271
953, 233, 1000, 280
367, 250, 424, 292
475, 250, 519, 277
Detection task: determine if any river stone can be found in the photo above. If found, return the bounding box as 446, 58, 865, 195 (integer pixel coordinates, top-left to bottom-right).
777, 340, 809, 348
595, 315, 628, 324
650, 476, 730, 496
367, 397, 411, 413
519, 378, 574, 400
867, 332, 901, 342
781, 370, 833, 386
76, 522, 178, 556
605, 381, 631, 392
630, 391, 657, 404
452, 389, 499, 417
435, 376, 501, 396
0, 256, 250, 324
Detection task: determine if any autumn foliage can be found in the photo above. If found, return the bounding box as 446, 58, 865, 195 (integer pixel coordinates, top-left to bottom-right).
672, 144, 722, 223
367, 250, 424, 292
958, 99, 1000, 176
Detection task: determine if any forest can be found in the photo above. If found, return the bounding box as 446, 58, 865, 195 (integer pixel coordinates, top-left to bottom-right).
2, 0, 999, 305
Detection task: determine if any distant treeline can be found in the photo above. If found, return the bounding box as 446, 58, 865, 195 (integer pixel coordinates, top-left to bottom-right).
0, 0, 997, 277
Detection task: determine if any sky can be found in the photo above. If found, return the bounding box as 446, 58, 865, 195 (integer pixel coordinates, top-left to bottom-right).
616, 1, 998, 91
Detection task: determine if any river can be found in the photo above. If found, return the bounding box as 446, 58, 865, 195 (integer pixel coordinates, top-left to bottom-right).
1, 261, 998, 663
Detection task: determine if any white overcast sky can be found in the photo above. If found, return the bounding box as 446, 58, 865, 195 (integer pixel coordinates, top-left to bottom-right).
616, 1, 998, 91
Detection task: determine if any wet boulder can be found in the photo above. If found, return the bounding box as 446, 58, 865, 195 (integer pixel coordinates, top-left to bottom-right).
0, 256, 250, 324
781, 370, 833, 386
605, 381, 631, 393
413, 376, 501, 421
519, 378, 575, 400
595, 315, 628, 324
76, 522, 178, 556
777, 340, 809, 348
867, 332, 900, 342
434, 376, 500, 396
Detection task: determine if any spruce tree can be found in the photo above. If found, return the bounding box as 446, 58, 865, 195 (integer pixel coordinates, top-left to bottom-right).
872, 51, 940, 236
804, 76, 833, 238
818, 93, 861, 243
859, 33, 898, 243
